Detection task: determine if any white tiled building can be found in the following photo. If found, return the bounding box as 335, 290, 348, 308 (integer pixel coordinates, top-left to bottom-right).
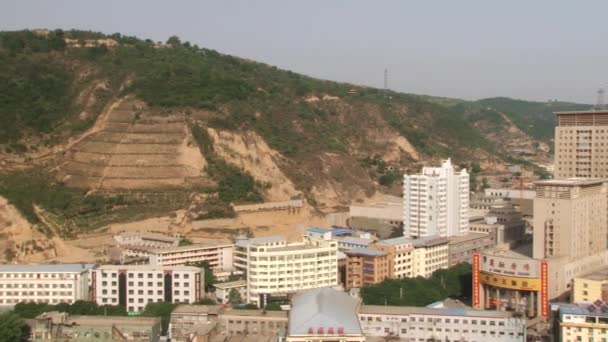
234, 235, 339, 307
403, 158, 469, 238
0, 264, 95, 307
92, 265, 203, 313
149, 242, 234, 272
358, 305, 526, 341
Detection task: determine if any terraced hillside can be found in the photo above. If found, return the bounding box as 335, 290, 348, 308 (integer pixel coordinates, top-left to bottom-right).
57, 97, 212, 190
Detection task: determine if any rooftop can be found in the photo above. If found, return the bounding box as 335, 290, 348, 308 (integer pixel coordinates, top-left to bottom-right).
376, 235, 448, 248
535, 178, 608, 187
481, 244, 533, 260
448, 232, 492, 245
559, 302, 608, 318
576, 267, 608, 281
555, 110, 608, 115
151, 241, 233, 254
235, 235, 286, 248
96, 264, 201, 272
35, 312, 160, 326
171, 304, 223, 315
339, 236, 375, 246
288, 288, 362, 335
345, 248, 386, 257
359, 305, 517, 319
214, 280, 247, 289
0, 264, 95, 273
115, 231, 180, 242
222, 309, 288, 318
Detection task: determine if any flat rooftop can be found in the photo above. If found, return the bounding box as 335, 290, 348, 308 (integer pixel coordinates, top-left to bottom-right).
214, 280, 247, 289
36, 312, 160, 326
96, 264, 201, 272
235, 235, 286, 248
577, 267, 608, 281
346, 248, 386, 257
151, 241, 233, 253
376, 235, 448, 248
171, 304, 223, 315
535, 178, 608, 187
222, 309, 288, 318
0, 264, 95, 273
555, 110, 608, 115
339, 236, 375, 246
359, 305, 516, 319
481, 244, 533, 260
448, 232, 492, 244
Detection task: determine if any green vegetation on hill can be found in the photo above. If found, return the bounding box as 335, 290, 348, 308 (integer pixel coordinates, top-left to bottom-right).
0, 168, 189, 237
360, 263, 472, 306
13, 301, 127, 318
477, 97, 590, 141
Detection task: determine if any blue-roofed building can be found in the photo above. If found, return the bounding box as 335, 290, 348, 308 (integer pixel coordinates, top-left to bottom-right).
287, 288, 365, 342
0, 263, 95, 308
306, 227, 354, 240
337, 236, 376, 251
557, 302, 608, 342
358, 303, 526, 341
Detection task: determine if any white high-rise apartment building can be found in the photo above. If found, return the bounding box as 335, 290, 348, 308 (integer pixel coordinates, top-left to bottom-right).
0, 264, 95, 307
92, 265, 203, 313
234, 235, 339, 307
403, 158, 469, 238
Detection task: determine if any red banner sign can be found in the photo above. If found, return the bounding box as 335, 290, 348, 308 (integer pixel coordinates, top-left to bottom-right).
540, 260, 549, 320
473, 253, 480, 308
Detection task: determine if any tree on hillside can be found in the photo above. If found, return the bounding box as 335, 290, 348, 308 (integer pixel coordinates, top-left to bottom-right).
0, 312, 29, 342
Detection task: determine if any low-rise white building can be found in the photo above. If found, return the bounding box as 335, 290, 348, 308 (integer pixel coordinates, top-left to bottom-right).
214, 280, 247, 304
114, 232, 180, 248
234, 235, 338, 307
358, 304, 526, 341
148, 242, 234, 272
92, 265, 203, 313
0, 264, 95, 307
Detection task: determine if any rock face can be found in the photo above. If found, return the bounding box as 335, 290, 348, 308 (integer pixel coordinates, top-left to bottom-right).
56, 97, 212, 190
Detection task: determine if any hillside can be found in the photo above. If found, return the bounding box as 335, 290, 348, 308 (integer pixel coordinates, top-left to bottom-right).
0, 29, 591, 238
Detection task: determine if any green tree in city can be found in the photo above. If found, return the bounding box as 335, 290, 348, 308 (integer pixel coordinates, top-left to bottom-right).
227, 288, 243, 305
141, 302, 176, 336
0, 312, 29, 342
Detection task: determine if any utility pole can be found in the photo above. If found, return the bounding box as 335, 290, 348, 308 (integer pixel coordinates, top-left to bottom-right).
384, 68, 388, 91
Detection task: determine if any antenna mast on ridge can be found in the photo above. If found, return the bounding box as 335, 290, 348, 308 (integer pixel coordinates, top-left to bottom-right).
596, 88, 605, 110
384, 68, 388, 91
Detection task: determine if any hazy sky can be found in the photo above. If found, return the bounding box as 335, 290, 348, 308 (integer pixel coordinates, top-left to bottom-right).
1, 1, 606, 103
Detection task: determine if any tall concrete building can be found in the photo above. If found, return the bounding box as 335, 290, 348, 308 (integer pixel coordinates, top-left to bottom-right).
533, 178, 608, 261
554, 110, 608, 179
403, 158, 469, 238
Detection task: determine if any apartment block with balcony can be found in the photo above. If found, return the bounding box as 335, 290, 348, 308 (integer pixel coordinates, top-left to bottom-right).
372, 235, 449, 279
344, 248, 390, 289
0, 264, 95, 308
234, 235, 338, 307
92, 265, 203, 313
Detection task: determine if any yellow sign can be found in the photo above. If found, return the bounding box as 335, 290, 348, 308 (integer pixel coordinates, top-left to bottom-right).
479, 272, 541, 291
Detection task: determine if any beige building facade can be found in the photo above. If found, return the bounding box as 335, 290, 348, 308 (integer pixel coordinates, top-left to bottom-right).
572, 267, 608, 303
533, 179, 608, 261
554, 110, 608, 179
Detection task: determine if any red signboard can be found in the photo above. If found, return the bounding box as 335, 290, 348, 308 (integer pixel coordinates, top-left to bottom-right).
473, 253, 480, 308
540, 260, 549, 320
